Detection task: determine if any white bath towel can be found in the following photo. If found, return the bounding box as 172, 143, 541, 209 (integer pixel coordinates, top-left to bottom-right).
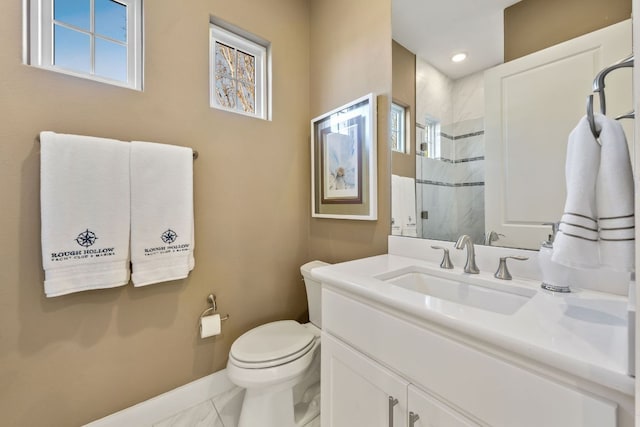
400, 176, 418, 237
391, 175, 403, 236
596, 115, 635, 272
391, 175, 418, 237
40, 131, 131, 297
552, 116, 601, 269
130, 141, 195, 286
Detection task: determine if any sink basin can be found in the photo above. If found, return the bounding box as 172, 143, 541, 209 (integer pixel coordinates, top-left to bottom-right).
377, 267, 535, 315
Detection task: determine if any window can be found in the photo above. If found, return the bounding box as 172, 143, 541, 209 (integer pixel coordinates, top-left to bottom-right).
210, 22, 269, 120
423, 116, 441, 159
390, 102, 409, 153
26, 0, 143, 90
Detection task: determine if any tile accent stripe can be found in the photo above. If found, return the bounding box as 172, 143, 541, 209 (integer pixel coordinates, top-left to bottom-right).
454, 130, 484, 140
457, 156, 484, 163
416, 155, 484, 164
419, 130, 484, 141
415, 123, 484, 140
417, 179, 484, 188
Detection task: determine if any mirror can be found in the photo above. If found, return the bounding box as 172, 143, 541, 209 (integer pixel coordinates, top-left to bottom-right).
391, 0, 634, 250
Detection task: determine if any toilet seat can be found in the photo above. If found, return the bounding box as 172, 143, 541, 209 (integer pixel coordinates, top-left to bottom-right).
229, 320, 316, 369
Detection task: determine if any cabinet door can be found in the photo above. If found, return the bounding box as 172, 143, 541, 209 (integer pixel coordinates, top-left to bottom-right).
408, 385, 478, 427
321, 333, 409, 427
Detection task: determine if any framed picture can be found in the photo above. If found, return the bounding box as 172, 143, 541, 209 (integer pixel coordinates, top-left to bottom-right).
311, 93, 377, 220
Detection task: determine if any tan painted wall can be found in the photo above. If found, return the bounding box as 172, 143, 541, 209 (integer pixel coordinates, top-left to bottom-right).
392, 40, 416, 179
308, 0, 392, 263
0, 0, 311, 425
505, 0, 632, 61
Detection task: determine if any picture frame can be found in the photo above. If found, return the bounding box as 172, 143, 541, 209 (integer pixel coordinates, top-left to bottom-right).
311, 93, 377, 220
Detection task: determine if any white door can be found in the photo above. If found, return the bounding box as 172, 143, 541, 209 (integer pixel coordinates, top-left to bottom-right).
407, 385, 479, 427
484, 20, 633, 249
321, 333, 409, 427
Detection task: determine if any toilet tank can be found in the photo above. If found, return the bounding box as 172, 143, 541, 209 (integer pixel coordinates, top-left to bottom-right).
300, 261, 329, 328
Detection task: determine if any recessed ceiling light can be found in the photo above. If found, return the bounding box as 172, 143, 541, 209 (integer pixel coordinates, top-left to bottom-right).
451, 53, 467, 63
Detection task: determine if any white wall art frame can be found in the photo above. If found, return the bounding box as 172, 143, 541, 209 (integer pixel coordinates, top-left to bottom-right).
311, 93, 377, 220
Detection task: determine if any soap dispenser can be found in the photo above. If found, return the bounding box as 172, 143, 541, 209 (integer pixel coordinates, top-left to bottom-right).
538, 222, 571, 293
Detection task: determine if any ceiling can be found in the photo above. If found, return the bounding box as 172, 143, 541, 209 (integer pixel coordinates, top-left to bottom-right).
392, 0, 522, 80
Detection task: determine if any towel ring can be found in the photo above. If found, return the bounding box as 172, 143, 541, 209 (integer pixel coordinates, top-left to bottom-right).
592, 54, 634, 115
586, 54, 634, 140
586, 94, 601, 141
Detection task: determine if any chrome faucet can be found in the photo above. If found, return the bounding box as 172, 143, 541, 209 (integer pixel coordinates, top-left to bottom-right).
455, 234, 479, 274
431, 245, 454, 269
494, 255, 528, 280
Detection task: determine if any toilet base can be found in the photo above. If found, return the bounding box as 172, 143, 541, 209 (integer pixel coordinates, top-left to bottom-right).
238, 386, 295, 427
236, 349, 321, 427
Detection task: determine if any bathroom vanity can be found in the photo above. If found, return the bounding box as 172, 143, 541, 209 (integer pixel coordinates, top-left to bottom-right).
313, 240, 634, 427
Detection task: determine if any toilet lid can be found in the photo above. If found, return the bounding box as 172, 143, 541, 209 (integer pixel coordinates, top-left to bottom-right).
230, 320, 315, 364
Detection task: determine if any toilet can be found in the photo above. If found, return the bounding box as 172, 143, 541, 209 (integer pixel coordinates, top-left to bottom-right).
226, 260, 328, 427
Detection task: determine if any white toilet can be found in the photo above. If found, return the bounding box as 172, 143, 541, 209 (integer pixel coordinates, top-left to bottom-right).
226, 260, 328, 427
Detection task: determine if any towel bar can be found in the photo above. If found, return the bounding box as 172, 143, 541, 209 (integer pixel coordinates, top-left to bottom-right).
36, 135, 199, 160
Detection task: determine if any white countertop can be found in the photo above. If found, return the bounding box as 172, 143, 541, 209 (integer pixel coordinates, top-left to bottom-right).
312, 253, 634, 396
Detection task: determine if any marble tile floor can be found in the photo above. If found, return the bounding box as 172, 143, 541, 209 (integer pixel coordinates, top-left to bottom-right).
153, 386, 321, 427
153, 386, 245, 427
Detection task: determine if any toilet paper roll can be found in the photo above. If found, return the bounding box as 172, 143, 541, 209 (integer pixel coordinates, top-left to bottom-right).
200, 314, 221, 338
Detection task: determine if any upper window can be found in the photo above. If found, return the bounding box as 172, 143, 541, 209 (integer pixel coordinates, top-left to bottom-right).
391, 102, 409, 153
210, 22, 269, 120
423, 116, 441, 159
26, 0, 143, 90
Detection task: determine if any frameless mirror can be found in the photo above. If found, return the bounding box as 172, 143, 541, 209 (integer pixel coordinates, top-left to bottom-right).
391, 0, 634, 250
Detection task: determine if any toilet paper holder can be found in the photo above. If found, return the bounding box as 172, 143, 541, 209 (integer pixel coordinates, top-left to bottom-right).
200, 294, 230, 321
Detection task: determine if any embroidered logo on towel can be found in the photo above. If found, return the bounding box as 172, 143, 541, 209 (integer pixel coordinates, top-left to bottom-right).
161, 229, 178, 244
75, 229, 98, 247
143, 229, 190, 257
49, 228, 115, 262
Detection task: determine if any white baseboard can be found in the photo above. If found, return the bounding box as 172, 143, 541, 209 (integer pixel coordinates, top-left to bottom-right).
84, 369, 235, 427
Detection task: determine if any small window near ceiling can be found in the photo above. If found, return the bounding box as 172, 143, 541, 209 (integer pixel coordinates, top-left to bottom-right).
210, 21, 270, 120
391, 102, 409, 153
423, 116, 441, 159
25, 0, 143, 90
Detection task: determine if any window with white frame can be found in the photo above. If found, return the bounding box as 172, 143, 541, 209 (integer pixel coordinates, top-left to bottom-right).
210, 22, 269, 120
424, 116, 441, 159
26, 0, 143, 90
390, 102, 408, 153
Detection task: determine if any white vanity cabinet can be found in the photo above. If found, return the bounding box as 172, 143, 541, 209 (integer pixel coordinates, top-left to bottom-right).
322, 333, 478, 427
407, 385, 478, 427
321, 333, 408, 427
321, 287, 623, 427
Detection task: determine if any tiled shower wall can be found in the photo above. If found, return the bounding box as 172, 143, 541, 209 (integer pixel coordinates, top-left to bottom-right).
416, 119, 485, 243
415, 62, 485, 244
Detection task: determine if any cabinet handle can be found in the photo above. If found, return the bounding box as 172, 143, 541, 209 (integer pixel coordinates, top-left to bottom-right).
409, 411, 420, 427
388, 396, 399, 427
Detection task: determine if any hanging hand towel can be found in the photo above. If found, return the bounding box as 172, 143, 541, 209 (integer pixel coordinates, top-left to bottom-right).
552, 116, 601, 269
391, 175, 418, 237
391, 175, 403, 236
596, 114, 635, 272
130, 141, 195, 286
40, 131, 131, 297
400, 176, 418, 237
